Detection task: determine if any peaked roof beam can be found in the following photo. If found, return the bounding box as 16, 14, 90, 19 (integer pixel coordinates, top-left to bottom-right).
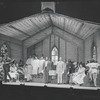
76, 23, 84, 36
48, 13, 53, 26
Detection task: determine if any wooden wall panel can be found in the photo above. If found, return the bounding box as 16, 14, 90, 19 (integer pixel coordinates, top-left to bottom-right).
96, 32, 100, 63
0, 36, 22, 62
66, 42, 77, 62
84, 32, 100, 63
60, 38, 65, 61
84, 34, 93, 63
51, 34, 55, 49
35, 42, 42, 58
10, 43, 22, 62
43, 37, 50, 58
65, 42, 67, 61
55, 35, 59, 48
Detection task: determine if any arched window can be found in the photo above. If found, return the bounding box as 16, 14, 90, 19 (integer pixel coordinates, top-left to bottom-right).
51, 47, 58, 65
0, 42, 10, 58
91, 41, 97, 61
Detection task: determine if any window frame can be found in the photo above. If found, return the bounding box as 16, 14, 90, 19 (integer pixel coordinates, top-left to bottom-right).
91, 41, 97, 61
51, 46, 59, 65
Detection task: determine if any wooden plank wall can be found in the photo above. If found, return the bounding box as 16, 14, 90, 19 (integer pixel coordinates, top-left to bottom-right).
0, 34, 22, 62
26, 34, 83, 62
84, 31, 100, 63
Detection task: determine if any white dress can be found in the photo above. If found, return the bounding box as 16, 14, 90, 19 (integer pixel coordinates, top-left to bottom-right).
31, 59, 39, 75
38, 59, 45, 73
72, 67, 86, 85
86, 63, 100, 74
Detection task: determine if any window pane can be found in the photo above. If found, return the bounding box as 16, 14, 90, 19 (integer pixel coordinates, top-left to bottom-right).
51, 47, 58, 65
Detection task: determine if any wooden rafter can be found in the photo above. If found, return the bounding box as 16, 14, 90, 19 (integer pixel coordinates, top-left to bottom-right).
23, 25, 52, 41
76, 23, 84, 36
24, 33, 52, 48
9, 25, 31, 37
54, 25, 83, 40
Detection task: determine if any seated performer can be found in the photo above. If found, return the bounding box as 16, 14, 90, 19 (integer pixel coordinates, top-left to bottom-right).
56, 57, 65, 84
86, 59, 100, 87
9, 59, 18, 81
72, 63, 86, 85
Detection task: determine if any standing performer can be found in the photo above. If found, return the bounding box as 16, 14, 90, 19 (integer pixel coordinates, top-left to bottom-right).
38, 56, 45, 74
44, 57, 52, 83
56, 57, 65, 84
31, 56, 39, 77
0, 57, 4, 81
25, 56, 33, 81
66, 59, 75, 84
86, 59, 100, 87
3, 56, 11, 82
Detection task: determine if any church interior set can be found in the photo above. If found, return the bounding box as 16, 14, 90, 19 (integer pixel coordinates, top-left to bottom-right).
1, 2, 100, 98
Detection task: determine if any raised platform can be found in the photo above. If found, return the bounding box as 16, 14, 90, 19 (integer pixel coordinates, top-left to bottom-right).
1, 82, 100, 100
2, 82, 100, 90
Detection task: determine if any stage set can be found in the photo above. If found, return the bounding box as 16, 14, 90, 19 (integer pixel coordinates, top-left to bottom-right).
2, 82, 100, 90
1, 81, 100, 100
1, 1, 100, 100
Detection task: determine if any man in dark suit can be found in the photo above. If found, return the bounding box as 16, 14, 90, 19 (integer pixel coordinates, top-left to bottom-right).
3, 56, 11, 82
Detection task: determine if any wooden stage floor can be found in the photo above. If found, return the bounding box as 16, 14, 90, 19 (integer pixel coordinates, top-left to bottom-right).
2, 82, 100, 90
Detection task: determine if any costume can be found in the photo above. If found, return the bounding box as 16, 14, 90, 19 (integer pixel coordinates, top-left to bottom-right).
0, 62, 4, 81
72, 67, 86, 85
25, 58, 33, 81
38, 59, 45, 74
44, 60, 52, 83
31, 58, 39, 75
3, 58, 11, 82
86, 62, 100, 86
56, 61, 65, 84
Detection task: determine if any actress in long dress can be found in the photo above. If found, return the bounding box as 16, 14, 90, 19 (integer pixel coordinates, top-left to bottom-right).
72, 63, 86, 85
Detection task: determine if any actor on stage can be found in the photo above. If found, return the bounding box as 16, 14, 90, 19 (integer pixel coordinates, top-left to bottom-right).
25, 56, 33, 81
38, 56, 45, 74
3, 56, 12, 82
31, 56, 39, 77
86, 59, 100, 87
72, 63, 86, 85
44, 57, 52, 83
0, 57, 4, 81
56, 57, 65, 84
9, 59, 18, 81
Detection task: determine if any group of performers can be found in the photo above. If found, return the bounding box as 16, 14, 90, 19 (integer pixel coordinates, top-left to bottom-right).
0, 54, 100, 87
